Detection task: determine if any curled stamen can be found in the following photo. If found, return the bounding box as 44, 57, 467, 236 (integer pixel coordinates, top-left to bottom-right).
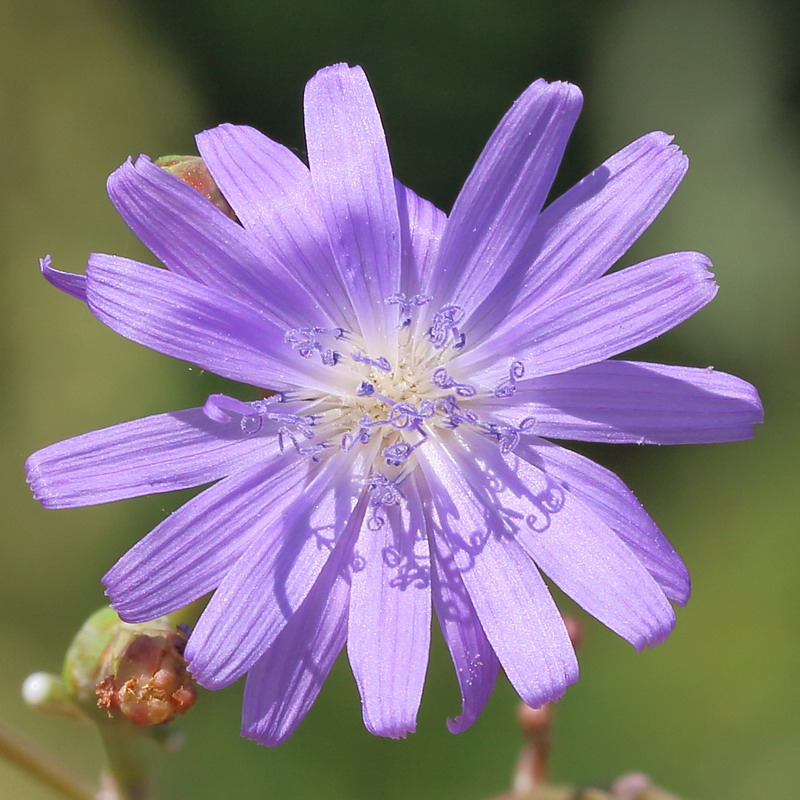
320, 348, 339, 366
493, 360, 525, 398
284, 327, 343, 366
432, 367, 476, 398
266, 412, 315, 439
341, 412, 393, 452
356, 381, 375, 397
286, 326, 345, 341
341, 425, 371, 452
429, 304, 465, 350
277, 422, 328, 460
351, 351, 392, 372
388, 401, 435, 429
360, 414, 393, 431
385, 292, 432, 328
438, 395, 481, 429
383, 442, 414, 465
202, 393, 291, 435
241, 416, 264, 435
383, 425, 428, 465
203, 393, 259, 424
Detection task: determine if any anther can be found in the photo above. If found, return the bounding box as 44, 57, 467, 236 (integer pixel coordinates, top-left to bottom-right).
383, 442, 414, 466
432, 367, 476, 397
493, 360, 525, 398
385, 292, 432, 328
364, 473, 406, 530
484, 417, 535, 453
284, 327, 342, 366
429, 304, 466, 350
351, 351, 392, 372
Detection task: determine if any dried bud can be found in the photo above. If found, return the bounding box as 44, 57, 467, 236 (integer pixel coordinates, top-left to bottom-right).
154, 155, 237, 220
96, 630, 196, 726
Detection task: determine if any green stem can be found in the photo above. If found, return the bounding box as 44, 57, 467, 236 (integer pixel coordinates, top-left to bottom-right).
98, 726, 150, 800
0, 718, 94, 800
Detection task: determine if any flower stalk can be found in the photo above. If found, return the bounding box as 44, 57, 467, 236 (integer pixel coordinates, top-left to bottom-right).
492, 619, 682, 800
96, 725, 149, 800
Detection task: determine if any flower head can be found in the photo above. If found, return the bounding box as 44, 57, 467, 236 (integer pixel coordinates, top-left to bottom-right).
28, 64, 762, 745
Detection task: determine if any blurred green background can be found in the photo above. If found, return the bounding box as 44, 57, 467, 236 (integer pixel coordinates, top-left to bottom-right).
2, 0, 798, 797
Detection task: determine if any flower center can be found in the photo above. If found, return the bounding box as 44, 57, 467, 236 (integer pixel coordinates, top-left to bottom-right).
203, 297, 534, 476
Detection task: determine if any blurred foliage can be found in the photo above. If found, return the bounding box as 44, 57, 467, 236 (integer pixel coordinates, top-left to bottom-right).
1, 0, 798, 798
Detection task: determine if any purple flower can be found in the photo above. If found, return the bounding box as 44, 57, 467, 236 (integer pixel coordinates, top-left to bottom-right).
28, 63, 762, 745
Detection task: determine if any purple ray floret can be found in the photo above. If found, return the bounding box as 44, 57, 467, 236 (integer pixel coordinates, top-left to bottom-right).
26, 63, 763, 745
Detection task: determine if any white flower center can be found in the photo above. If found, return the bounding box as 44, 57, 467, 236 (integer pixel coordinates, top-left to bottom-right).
204, 298, 533, 484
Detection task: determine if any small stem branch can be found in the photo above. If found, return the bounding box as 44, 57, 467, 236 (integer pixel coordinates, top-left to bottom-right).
510, 617, 584, 798
0, 718, 94, 800
513, 703, 553, 794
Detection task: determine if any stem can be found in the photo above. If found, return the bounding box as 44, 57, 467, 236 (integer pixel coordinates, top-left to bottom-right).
0, 718, 94, 800
97, 726, 149, 800
513, 702, 553, 794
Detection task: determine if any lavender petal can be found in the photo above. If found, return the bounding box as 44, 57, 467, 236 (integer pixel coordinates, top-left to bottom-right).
107, 156, 317, 327
462, 251, 717, 383
458, 432, 676, 649
427, 79, 582, 313
516, 439, 690, 604
467, 132, 688, 338
396, 181, 446, 300
40, 255, 87, 302
240, 497, 363, 746
490, 359, 762, 444
26, 407, 269, 509
348, 483, 431, 738
428, 474, 500, 733
104, 450, 308, 622
304, 63, 401, 351
185, 454, 367, 689
419, 440, 578, 709
196, 124, 354, 326
85, 254, 334, 393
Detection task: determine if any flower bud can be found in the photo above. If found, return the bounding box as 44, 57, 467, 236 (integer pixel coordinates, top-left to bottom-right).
154, 155, 237, 220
